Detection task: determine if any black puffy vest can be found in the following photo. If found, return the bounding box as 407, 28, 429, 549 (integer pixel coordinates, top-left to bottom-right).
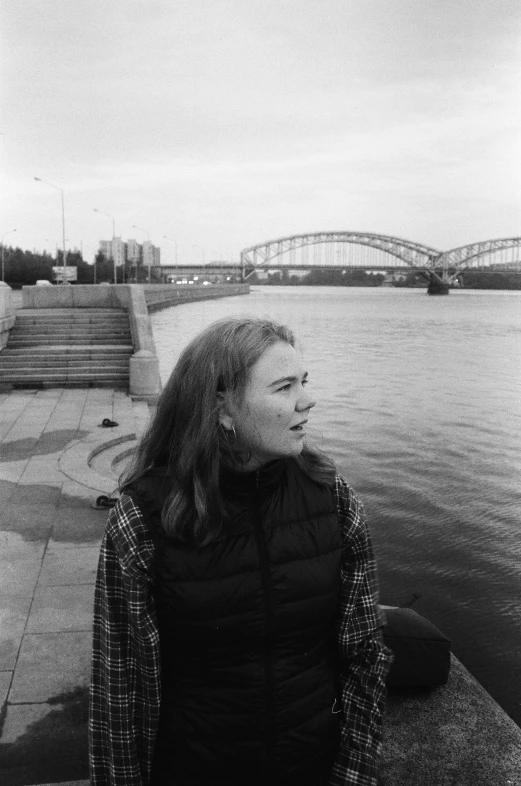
127, 458, 343, 786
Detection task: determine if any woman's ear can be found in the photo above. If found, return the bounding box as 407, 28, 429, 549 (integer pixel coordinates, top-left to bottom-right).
216, 392, 234, 431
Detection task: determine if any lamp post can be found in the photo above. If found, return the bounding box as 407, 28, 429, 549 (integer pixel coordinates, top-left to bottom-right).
1, 229, 17, 282
94, 208, 117, 284
192, 245, 205, 265
34, 177, 66, 283
133, 225, 151, 283
163, 235, 177, 282
163, 235, 177, 265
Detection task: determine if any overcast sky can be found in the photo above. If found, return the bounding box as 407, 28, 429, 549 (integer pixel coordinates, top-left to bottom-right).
2, 0, 520, 263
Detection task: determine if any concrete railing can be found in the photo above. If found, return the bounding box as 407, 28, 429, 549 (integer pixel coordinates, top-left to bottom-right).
142, 283, 250, 312
0, 283, 15, 350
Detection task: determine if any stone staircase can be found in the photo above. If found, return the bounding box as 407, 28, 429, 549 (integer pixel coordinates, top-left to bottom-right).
0, 308, 133, 389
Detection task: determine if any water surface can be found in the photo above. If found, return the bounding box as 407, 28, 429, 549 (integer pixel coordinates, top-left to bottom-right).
151, 286, 521, 725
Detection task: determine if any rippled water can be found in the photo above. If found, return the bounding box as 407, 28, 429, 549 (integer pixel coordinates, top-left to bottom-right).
150, 286, 521, 725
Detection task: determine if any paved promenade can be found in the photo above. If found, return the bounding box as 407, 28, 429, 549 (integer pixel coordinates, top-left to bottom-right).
0, 388, 147, 786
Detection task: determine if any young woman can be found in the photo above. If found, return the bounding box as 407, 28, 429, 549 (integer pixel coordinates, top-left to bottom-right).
89, 316, 391, 786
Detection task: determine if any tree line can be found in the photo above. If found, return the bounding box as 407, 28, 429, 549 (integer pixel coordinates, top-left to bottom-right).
0, 246, 160, 286
249, 269, 386, 286
255, 268, 521, 289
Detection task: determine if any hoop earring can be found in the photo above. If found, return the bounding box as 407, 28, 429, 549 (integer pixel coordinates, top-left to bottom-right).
220, 423, 237, 443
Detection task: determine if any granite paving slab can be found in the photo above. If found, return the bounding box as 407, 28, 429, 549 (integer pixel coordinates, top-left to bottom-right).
0, 691, 89, 784
0, 671, 12, 707
0, 532, 46, 562
0, 597, 34, 670
49, 507, 108, 545
38, 546, 100, 586
0, 559, 42, 597
0, 479, 17, 504
8, 631, 92, 703
25, 585, 95, 634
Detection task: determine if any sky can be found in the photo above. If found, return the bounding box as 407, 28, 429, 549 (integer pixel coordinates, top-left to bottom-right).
1, 0, 520, 264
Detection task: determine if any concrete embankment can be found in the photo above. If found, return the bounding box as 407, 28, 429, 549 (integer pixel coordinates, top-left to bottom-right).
18, 282, 250, 312
141, 282, 250, 312
1, 284, 250, 402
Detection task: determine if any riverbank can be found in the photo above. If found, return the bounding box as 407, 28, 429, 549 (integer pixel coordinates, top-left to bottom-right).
0, 387, 520, 785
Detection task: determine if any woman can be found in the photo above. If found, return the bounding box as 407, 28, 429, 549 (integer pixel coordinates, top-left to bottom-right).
89, 316, 391, 786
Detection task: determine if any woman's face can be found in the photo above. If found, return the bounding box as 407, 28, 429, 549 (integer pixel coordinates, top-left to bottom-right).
220, 341, 316, 470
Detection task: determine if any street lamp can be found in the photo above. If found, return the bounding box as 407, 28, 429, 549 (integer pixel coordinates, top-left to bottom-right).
163, 235, 178, 265
133, 225, 151, 282
192, 245, 205, 265
1, 228, 17, 282
34, 177, 67, 283
94, 208, 117, 284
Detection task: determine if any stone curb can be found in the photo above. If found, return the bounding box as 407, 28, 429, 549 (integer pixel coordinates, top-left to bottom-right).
58, 428, 137, 494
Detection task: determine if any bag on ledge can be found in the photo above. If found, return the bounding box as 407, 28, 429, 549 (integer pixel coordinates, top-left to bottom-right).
380, 606, 451, 688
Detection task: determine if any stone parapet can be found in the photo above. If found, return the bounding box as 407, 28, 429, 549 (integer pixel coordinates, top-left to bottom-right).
381, 654, 521, 784
21, 283, 250, 311
0, 282, 15, 350
142, 282, 250, 312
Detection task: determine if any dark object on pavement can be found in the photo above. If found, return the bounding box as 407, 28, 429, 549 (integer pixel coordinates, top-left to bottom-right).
100, 418, 119, 428
381, 606, 451, 688
92, 495, 119, 510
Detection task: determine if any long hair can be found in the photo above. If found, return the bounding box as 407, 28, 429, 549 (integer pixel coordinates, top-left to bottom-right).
122, 316, 336, 545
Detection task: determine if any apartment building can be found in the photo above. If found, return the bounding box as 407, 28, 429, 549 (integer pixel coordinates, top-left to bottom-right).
98, 238, 161, 269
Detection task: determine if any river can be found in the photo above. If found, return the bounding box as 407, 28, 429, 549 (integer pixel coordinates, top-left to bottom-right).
150, 285, 521, 726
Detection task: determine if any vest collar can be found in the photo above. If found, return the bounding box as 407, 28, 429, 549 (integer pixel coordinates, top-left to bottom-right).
220, 458, 288, 497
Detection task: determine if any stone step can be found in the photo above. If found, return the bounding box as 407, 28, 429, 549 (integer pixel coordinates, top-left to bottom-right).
16, 315, 130, 324
2, 309, 134, 389
11, 328, 132, 337
0, 344, 134, 360
0, 359, 130, 369
8, 336, 133, 346
19, 308, 128, 316
0, 378, 129, 390
14, 318, 129, 325
10, 333, 132, 342
0, 370, 129, 381
0, 370, 129, 382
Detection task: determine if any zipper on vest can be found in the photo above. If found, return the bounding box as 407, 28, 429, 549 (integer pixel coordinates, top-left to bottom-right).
251, 492, 276, 761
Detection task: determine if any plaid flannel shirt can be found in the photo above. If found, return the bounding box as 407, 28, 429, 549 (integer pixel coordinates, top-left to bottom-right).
89, 475, 392, 786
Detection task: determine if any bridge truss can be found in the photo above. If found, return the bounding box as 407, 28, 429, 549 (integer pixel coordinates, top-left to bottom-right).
240, 232, 441, 278
437, 237, 521, 281
239, 232, 521, 283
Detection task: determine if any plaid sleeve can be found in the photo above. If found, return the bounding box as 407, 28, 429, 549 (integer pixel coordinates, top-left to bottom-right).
88, 493, 161, 786
329, 477, 393, 786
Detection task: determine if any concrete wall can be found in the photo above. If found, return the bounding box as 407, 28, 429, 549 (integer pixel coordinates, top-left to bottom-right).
21, 283, 250, 310
22, 283, 133, 310
381, 654, 521, 784
142, 283, 250, 312
0, 283, 15, 350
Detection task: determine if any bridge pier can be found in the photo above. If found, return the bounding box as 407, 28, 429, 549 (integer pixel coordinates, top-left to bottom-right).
427, 273, 450, 295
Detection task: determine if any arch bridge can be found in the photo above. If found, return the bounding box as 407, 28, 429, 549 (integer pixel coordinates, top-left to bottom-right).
239, 232, 521, 290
